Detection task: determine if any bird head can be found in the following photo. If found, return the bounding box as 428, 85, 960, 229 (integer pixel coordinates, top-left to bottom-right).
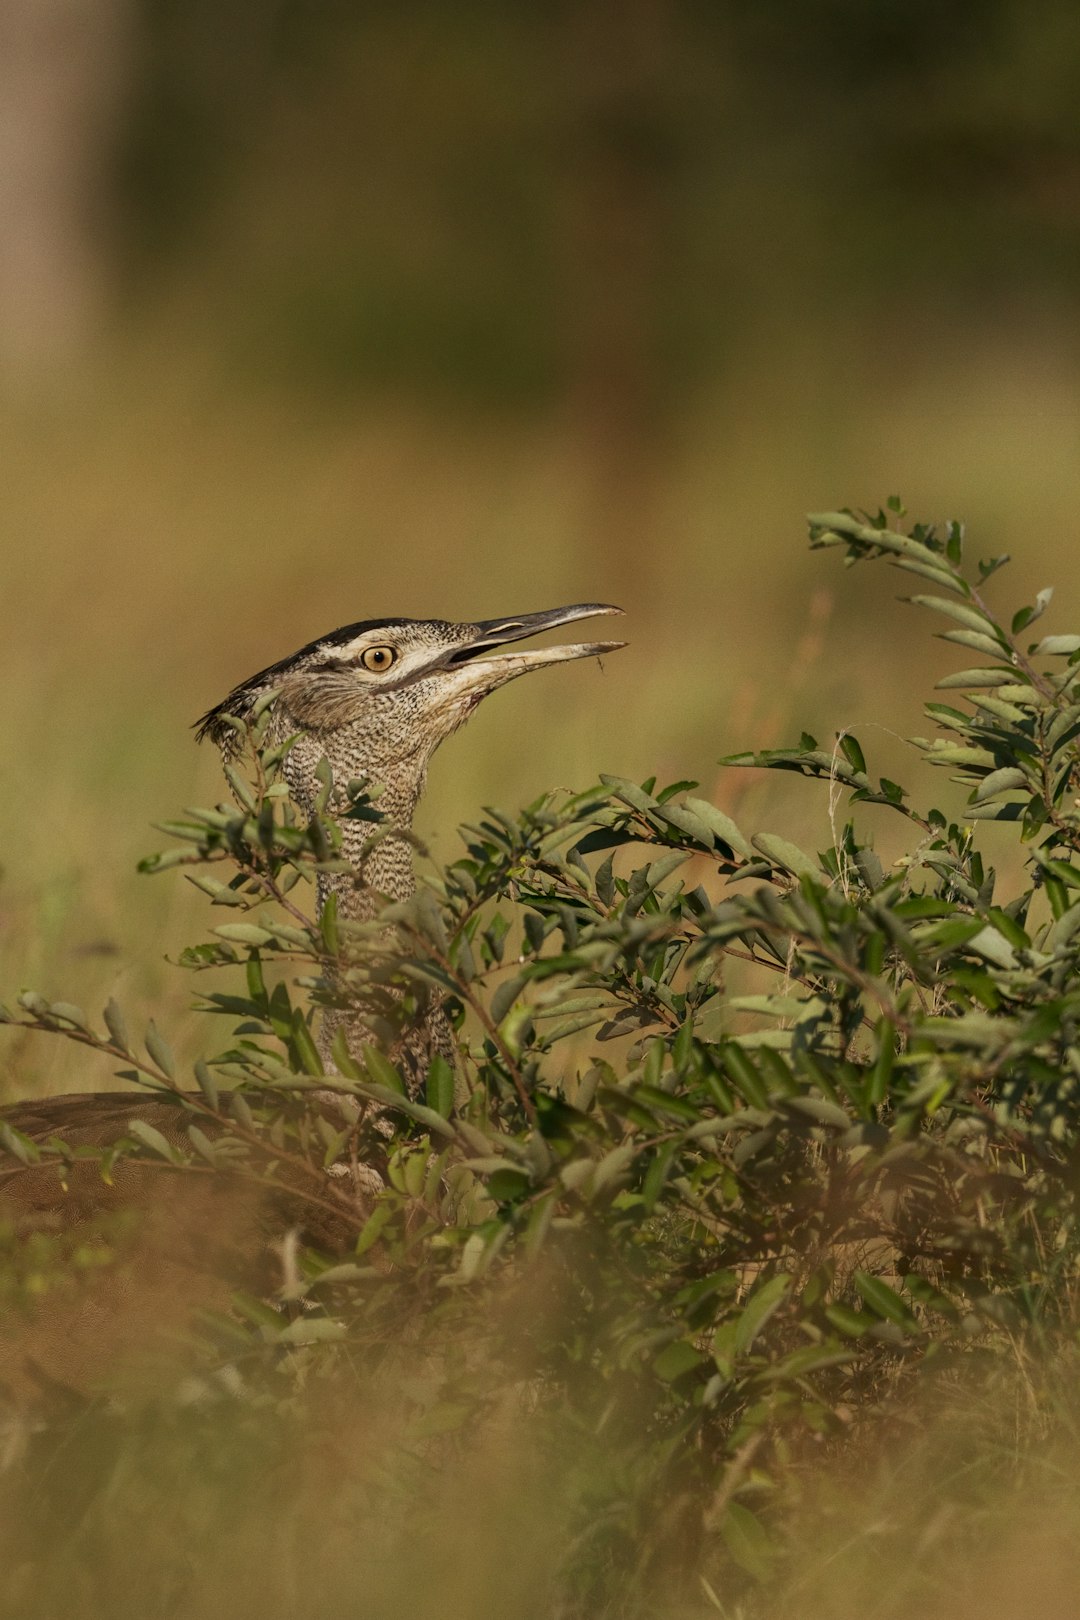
196, 603, 625, 800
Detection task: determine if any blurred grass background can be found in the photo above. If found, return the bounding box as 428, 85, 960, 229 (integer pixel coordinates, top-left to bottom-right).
4, 0, 1080, 1094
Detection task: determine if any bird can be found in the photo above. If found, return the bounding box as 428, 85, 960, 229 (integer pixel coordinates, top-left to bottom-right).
195, 602, 626, 1085
0, 604, 624, 1394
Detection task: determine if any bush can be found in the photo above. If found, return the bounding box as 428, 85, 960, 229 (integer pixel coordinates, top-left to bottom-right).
6, 500, 1080, 1616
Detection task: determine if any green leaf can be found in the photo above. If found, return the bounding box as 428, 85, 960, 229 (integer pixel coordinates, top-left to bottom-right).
214, 924, 275, 947
682, 798, 756, 859
656, 778, 699, 803
250, 686, 281, 722
290, 1012, 324, 1077
138, 848, 193, 873
920, 743, 997, 766
653, 1339, 705, 1382
938, 628, 1012, 660
854, 1272, 918, 1330
342, 800, 385, 823
193, 1059, 219, 1109
246, 955, 267, 1005
734, 1274, 792, 1353
944, 518, 962, 563
868, 1019, 895, 1107
762, 1343, 855, 1380
935, 668, 1015, 689
893, 556, 968, 594
224, 764, 257, 811
127, 1118, 182, 1163
751, 834, 823, 881
329, 1029, 364, 1081
1012, 588, 1053, 634
49, 1002, 90, 1031
971, 767, 1030, 804
277, 1316, 347, 1346
839, 733, 866, 774
721, 1503, 775, 1583
361, 1044, 406, 1097
966, 802, 1026, 822
320, 891, 340, 954
987, 906, 1030, 950
598, 774, 658, 812
491, 974, 526, 1026
634, 849, 690, 893
722, 1045, 769, 1107
353, 1203, 395, 1257
0, 1122, 40, 1164
575, 826, 635, 855
426, 1054, 456, 1118
824, 1304, 869, 1338
908, 595, 997, 636
144, 1021, 176, 1079
653, 803, 717, 846
1041, 858, 1080, 889
487, 1167, 531, 1203
978, 553, 1010, 580
783, 1096, 851, 1129
966, 926, 1017, 970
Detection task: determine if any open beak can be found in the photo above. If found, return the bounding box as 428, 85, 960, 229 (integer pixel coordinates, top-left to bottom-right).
435, 602, 626, 709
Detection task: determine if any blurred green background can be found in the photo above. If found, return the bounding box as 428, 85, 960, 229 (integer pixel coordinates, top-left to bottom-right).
5, 0, 1080, 1094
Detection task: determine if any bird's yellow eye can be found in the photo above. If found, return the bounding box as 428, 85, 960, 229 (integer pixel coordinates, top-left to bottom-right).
359, 644, 398, 673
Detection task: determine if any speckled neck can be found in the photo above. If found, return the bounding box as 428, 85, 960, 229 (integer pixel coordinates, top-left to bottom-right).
319, 771, 425, 923
280, 730, 438, 1077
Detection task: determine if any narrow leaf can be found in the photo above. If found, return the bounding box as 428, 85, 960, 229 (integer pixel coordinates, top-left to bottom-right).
145, 1021, 176, 1079
426, 1054, 456, 1118
971, 767, 1030, 804
127, 1118, 181, 1163
734, 1274, 792, 1353
751, 834, 823, 881
104, 998, 130, 1052
361, 1044, 406, 1097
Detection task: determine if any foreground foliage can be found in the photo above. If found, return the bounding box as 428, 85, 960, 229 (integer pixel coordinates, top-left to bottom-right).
5, 501, 1080, 1615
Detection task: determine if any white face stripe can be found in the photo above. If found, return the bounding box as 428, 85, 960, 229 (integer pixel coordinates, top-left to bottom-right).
316, 629, 450, 683
325, 629, 396, 661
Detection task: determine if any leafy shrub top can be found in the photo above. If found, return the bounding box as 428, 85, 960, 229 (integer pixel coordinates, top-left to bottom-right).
6, 500, 1080, 1601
